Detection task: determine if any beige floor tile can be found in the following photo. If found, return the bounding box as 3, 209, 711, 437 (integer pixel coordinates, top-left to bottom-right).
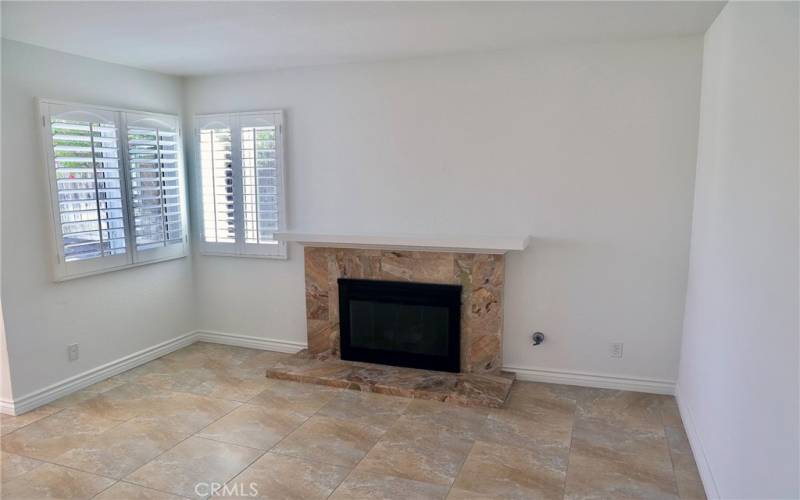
237, 350, 291, 376
71, 382, 163, 421
94, 481, 188, 499
51, 416, 192, 478
453, 441, 566, 500
106, 358, 176, 385
0, 405, 61, 436
197, 404, 307, 450
1, 408, 123, 461
564, 417, 678, 500
665, 425, 707, 500
74, 383, 240, 433
247, 380, 340, 417
660, 397, 684, 428
329, 469, 449, 500
125, 436, 263, 499
272, 415, 384, 467
317, 390, 409, 431
356, 415, 473, 486
402, 399, 489, 441
187, 367, 272, 402
575, 388, 667, 434
50, 378, 130, 409
481, 407, 573, 455
504, 381, 578, 417
1, 462, 115, 500
222, 452, 350, 500
1, 451, 43, 483
446, 487, 497, 499
147, 391, 241, 434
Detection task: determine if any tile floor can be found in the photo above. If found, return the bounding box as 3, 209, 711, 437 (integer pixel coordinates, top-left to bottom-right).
0, 342, 705, 499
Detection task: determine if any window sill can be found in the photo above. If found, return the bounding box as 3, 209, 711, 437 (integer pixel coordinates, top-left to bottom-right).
198, 250, 288, 260
54, 253, 189, 282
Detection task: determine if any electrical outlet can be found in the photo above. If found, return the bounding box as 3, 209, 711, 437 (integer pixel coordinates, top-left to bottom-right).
67, 343, 79, 362
610, 342, 623, 359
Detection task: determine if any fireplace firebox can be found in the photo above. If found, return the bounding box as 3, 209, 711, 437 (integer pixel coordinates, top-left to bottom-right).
338, 278, 461, 373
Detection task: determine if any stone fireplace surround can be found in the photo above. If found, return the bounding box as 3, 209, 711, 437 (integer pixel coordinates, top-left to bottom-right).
265, 239, 525, 407
304, 247, 506, 374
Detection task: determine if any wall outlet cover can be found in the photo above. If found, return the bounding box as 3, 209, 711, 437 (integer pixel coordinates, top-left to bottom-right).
610, 342, 624, 358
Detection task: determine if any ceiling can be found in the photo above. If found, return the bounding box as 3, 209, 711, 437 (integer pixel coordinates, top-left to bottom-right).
1, 1, 725, 77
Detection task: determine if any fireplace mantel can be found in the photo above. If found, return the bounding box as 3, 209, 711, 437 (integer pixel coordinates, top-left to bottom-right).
273, 232, 529, 254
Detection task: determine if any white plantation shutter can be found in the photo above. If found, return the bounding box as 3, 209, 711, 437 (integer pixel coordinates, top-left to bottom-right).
196, 111, 286, 258
198, 115, 236, 251
43, 103, 130, 278
40, 100, 188, 281
124, 112, 187, 262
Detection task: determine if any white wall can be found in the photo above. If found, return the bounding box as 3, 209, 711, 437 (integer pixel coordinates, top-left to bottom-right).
185, 36, 703, 384
677, 3, 799, 499
0, 40, 195, 398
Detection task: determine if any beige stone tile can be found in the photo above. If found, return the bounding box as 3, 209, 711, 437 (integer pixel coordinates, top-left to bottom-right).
576, 388, 667, 433
197, 404, 307, 450
94, 481, 187, 499
106, 358, 176, 385
660, 396, 684, 428
272, 415, 384, 467
1, 408, 122, 461
1, 451, 42, 483
170, 342, 255, 367
453, 441, 566, 500
317, 390, 408, 431
71, 382, 163, 421
51, 416, 192, 478
665, 425, 707, 499
1, 462, 115, 500
222, 452, 350, 500
74, 384, 239, 433
564, 417, 678, 500
237, 349, 291, 376
504, 381, 578, 417
248, 380, 340, 417
402, 399, 489, 441
329, 469, 448, 500
134, 365, 219, 393
187, 366, 272, 402
356, 416, 473, 486
0, 405, 61, 436
446, 487, 497, 499
49, 382, 121, 409
480, 407, 573, 456
125, 436, 263, 500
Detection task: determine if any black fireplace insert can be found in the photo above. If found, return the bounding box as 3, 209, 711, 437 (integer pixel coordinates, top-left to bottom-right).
338, 278, 461, 373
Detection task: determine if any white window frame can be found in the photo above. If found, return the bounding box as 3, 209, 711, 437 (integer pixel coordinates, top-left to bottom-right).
195, 110, 287, 259
39, 98, 189, 281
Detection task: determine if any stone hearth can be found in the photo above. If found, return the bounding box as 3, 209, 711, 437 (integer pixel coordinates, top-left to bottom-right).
266, 350, 515, 408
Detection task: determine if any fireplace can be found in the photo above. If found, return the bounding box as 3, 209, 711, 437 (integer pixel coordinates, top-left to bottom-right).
338, 278, 462, 373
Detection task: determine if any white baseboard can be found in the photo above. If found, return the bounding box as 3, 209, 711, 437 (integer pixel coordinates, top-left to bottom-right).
194, 330, 306, 354
1, 332, 196, 416
675, 384, 719, 499
504, 365, 676, 395
3, 330, 678, 416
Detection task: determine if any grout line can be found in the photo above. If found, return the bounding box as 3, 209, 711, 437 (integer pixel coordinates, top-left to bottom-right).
660, 399, 683, 498
560, 393, 581, 498
445, 439, 478, 498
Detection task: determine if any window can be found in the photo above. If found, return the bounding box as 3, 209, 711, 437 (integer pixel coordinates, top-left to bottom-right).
196, 111, 286, 258
40, 100, 188, 281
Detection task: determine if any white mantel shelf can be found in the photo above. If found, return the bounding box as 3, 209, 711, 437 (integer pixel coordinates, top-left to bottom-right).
273, 232, 530, 254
